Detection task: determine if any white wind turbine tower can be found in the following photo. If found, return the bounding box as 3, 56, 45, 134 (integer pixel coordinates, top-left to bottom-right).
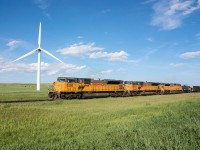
13, 22, 63, 91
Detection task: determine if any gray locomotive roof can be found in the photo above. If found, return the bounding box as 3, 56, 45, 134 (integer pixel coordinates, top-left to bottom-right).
57, 77, 93, 80
124, 81, 144, 84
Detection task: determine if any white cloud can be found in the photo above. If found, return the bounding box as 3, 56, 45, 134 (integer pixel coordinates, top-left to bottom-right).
101, 9, 111, 14
47, 63, 86, 76
57, 42, 131, 62
0, 56, 4, 64
77, 36, 83, 39
179, 51, 200, 59
0, 61, 50, 73
89, 51, 128, 61
34, 0, 50, 18
147, 37, 154, 42
7, 40, 20, 47
143, 44, 166, 60
170, 63, 184, 67
151, 0, 200, 30
0, 58, 86, 76
196, 33, 200, 40
142, 0, 157, 5
7, 40, 22, 50
57, 43, 104, 56
100, 69, 113, 74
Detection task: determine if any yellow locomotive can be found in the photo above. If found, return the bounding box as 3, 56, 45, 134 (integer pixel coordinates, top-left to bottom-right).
123, 81, 183, 96
48, 77, 183, 100
48, 77, 123, 100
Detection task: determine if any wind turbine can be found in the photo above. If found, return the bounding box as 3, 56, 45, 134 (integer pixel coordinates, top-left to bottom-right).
13, 22, 63, 91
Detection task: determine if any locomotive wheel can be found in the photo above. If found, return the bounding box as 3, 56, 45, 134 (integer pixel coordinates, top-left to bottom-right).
48, 94, 54, 100
48, 93, 57, 100
60, 93, 66, 99
118, 92, 123, 97
66, 94, 73, 100
53, 94, 58, 100
110, 93, 117, 97
76, 94, 82, 99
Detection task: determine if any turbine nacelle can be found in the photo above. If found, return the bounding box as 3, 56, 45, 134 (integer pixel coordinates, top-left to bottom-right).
12, 22, 63, 91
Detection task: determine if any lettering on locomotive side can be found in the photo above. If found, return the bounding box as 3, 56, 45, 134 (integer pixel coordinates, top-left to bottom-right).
92, 83, 105, 86
67, 83, 73, 87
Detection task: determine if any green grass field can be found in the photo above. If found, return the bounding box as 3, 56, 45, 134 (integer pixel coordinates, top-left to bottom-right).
0, 84, 200, 149
0, 84, 49, 101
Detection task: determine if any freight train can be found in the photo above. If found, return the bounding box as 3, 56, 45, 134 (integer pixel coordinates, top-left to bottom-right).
48, 77, 200, 100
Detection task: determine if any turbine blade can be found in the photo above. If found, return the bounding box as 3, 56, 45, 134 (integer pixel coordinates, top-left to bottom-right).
12, 49, 38, 62
38, 22, 41, 48
41, 48, 64, 63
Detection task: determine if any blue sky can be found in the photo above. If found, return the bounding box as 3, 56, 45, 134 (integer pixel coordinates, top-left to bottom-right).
0, 0, 200, 85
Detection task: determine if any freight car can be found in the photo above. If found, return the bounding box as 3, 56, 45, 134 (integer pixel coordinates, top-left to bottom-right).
192, 86, 200, 92
182, 85, 192, 93
48, 77, 186, 100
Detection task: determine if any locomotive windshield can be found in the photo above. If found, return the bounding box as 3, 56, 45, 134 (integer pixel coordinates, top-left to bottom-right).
57, 77, 92, 83
57, 77, 77, 83
57, 77, 66, 82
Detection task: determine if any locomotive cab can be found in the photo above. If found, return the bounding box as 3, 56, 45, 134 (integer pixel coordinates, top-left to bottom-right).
48, 77, 93, 100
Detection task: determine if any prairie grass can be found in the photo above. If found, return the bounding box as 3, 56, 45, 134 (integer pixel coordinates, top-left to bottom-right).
0, 89, 200, 149
0, 84, 49, 101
